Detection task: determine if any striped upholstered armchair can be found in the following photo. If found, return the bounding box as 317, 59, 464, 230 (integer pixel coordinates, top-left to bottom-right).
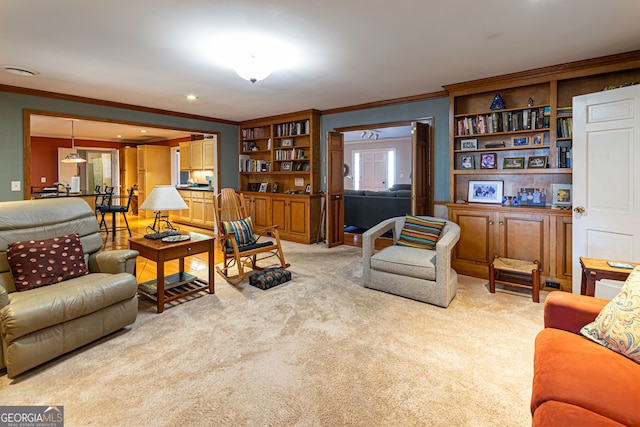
362, 215, 460, 308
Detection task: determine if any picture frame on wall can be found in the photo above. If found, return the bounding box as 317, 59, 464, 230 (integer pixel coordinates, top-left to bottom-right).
459, 154, 474, 170
503, 157, 525, 169
467, 180, 504, 204
460, 139, 478, 150
480, 153, 497, 169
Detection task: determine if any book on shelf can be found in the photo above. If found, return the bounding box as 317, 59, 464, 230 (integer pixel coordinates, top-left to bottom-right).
557, 106, 573, 115
484, 142, 506, 148
275, 120, 311, 137
239, 154, 271, 172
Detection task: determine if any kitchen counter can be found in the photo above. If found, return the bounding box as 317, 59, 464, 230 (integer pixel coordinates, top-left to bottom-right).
176, 186, 214, 192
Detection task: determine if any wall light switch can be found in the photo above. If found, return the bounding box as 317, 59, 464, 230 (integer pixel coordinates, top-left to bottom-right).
41, 177, 47, 183
11, 181, 21, 191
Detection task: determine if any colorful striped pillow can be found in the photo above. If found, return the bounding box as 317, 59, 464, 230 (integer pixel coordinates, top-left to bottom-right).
396, 215, 446, 250
221, 216, 256, 248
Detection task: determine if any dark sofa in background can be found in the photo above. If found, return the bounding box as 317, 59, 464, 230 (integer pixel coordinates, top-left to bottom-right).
344, 184, 411, 231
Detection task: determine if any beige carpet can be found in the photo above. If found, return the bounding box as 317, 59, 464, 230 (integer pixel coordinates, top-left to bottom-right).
0, 241, 545, 426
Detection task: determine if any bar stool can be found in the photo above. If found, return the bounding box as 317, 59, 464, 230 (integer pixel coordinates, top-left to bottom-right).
488, 256, 541, 303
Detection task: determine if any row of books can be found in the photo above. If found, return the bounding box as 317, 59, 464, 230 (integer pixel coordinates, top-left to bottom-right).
558, 146, 572, 168
275, 120, 310, 137
557, 106, 573, 116
456, 107, 550, 136
557, 117, 573, 138
274, 148, 306, 160
242, 127, 267, 140
239, 155, 270, 172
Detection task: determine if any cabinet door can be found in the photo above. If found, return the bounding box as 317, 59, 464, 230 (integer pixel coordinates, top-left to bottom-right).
137, 172, 147, 218
178, 191, 191, 221
245, 195, 270, 229
555, 215, 572, 287
204, 193, 215, 228
190, 192, 205, 224
288, 198, 309, 236
191, 141, 203, 170
498, 212, 550, 275
270, 197, 287, 231
179, 142, 191, 170
203, 140, 214, 169
137, 146, 146, 170
451, 208, 497, 266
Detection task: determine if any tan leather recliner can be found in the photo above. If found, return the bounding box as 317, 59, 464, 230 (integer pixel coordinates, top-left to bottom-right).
0, 198, 139, 378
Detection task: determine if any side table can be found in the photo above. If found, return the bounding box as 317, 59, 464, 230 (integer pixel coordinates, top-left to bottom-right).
129, 232, 214, 313
579, 256, 638, 297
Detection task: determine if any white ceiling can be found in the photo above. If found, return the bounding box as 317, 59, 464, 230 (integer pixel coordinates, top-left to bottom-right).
2, 0, 640, 126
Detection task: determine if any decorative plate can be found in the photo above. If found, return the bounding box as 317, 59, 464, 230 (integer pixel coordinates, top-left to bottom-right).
161, 235, 190, 243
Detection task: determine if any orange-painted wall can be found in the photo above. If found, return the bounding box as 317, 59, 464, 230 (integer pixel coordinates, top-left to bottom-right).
30, 137, 128, 187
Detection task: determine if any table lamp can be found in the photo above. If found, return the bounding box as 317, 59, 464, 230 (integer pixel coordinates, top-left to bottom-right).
139, 185, 188, 237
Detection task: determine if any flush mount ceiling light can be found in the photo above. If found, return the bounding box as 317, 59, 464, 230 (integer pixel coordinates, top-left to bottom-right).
233, 52, 273, 83
2, 65, 39, 77
186, 94, 198, 100
61, 121, 86, 164
210, 33, 298, 84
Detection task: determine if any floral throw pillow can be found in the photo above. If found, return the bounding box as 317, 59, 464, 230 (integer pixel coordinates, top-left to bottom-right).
581, 266, 640, 363
7, 234, 89, 292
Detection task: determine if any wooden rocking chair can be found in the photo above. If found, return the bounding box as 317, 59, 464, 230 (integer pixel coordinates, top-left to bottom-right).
214, 188, 289, 284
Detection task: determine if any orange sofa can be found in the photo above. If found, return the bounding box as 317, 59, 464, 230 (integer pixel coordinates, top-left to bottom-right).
531, 291, 640, 426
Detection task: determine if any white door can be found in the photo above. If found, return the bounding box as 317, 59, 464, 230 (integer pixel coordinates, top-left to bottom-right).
358, 149, 388, 191
572, 84, 640, 298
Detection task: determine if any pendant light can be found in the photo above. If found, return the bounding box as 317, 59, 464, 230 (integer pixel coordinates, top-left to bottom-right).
61, 120, 86, 163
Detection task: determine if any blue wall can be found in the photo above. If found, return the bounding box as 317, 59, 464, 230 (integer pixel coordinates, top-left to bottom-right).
0, 91, 239, 201
1, 90, 450, 202
321, 96, 450, 201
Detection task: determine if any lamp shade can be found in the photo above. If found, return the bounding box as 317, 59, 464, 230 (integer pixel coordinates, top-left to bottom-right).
139, 185, 188, 211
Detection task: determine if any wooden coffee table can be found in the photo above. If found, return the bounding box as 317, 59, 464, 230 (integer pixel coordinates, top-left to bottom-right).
129, 232, 214, 313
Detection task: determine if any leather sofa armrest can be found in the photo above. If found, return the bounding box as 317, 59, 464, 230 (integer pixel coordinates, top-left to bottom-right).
88, 250, 139, 275
544, 291, 609, 334
0, 285, 8, 309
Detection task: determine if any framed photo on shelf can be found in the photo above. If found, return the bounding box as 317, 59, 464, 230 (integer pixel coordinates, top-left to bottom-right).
512, 136, 529, 147
551, 183, 572, 208
480, 153, 497, 169
304, 163, 311, 171
459, 154, 474, 170
304, 184, 311, 194
460, 139, 478, 150
247, 183, 260, 192
272, 182, 279, 193
468, 180, 503, 204
295, 162, 304, 171
503, 157, 525, 169
532, 133, 544, 145
258, 182, 268, 193
281, 138, 293, 147
518, 187, 546, 206
528, 155, 548, 168
281, 161, 293, 172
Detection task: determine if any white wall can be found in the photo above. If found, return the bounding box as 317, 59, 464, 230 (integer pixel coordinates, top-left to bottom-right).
344, 137, 411, 190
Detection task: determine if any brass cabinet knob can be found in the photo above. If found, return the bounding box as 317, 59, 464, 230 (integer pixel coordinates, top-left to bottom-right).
499, 221, 504, 225
489, 221, 494, 225
573, 206, 585, 214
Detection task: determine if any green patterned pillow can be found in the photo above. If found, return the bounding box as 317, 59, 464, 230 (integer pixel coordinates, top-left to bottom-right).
396, 215, 446, 250
581, 266, 640, 363
221, 216, 256, 248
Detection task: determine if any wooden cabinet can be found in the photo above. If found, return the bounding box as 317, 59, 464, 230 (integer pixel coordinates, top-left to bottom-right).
448, 203, 571, 290
238, 110, 321, 243
136, 145, 170, 218
204, 192, 215, 228
190, 191, 205, 224
119, 147, 137, 196
177, 190, 191, 222
203, 140, 215, 170
175, 189, 213, 230
179, 141, 203, 170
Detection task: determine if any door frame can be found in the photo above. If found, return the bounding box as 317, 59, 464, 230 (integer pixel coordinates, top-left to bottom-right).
332, 117, 434, 217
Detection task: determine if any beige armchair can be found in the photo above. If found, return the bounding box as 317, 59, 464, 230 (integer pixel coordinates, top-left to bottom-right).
362, 216, 460, 308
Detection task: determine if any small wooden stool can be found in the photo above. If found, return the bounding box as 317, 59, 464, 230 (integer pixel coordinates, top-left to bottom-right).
488, 256, 540, 303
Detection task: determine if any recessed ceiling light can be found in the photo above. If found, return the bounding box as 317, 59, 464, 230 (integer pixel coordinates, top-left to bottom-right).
186, 94, 198, 100
2, 65, 39, 77
140, 129, 147, 133
117, 135, 122, 138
